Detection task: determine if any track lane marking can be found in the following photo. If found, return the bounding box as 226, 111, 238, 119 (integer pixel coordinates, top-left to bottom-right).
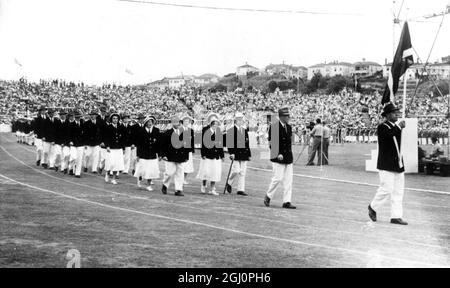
0, 173, 446, 268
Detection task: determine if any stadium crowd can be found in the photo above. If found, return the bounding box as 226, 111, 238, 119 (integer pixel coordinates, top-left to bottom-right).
1, 78, 449, 143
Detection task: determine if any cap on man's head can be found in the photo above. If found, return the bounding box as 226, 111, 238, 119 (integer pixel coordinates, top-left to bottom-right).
381, 103, 400, 117
137, 113, 146, 120
278, 108, 290, 117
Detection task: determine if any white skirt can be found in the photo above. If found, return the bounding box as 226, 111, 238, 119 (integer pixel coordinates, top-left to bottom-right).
181, 152, 194, 174
106, 149, 125, 172
134, 159, 160, 180
196, 158, 222, 182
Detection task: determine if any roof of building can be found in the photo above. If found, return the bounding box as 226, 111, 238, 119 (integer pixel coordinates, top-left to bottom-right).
197, 73, 219, 79
353, 61, 382, 67
309, 62, 353, 68
237, 63, 258, 69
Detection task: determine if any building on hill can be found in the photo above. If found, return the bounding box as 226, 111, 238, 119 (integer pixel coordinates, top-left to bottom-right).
353, 60, 383, 77
265, 63, 308, 79
194, 74, 219, 86
236, 63, 259, 77
442, 55, 450, 63
384, 61, 450, 81
307, 61, 354, 79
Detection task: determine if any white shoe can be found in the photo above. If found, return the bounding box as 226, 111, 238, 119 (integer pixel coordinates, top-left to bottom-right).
209, 189, 219, 196
111, 179, 118, 185
146, 186, 153, 192
201, 185, 206, 194
105, 174, 110, 183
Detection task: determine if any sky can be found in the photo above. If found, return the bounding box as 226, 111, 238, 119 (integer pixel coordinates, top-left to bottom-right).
0, 0, 449, 85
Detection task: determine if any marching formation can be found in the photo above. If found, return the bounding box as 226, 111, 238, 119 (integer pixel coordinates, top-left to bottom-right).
15, 105, 298, 209
13, 103, 410, 222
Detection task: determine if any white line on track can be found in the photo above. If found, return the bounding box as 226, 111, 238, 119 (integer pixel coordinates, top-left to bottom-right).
1, 143, 449, 254
0, 172, 446, 268
3, 134, 448, 195
3, 143, 449, 236
7, 138, 450, 209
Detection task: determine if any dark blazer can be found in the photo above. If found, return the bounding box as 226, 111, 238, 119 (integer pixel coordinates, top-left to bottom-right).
104, 124, 125, 150
67, 120, 84, 147
43, 118, 58, 143
182, 127, 195, 153
121, 123, 134, 147
131, 123, 145, 146
136, 126, 160, 160
54, 118, 67, 145
201, 126, 224, 160
268, 121, 293, 165
377, 121, 405, 173
160, 128, 189, 163
82, 120, 102, 146
96, 115, 109, 145
32, 115, 46, 139
226, 125, 251, 161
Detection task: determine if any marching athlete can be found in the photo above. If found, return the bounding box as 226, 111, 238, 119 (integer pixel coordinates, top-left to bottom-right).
368, 104, 408, 225
134, 116, 160, 191
82, 110, 102, 174
130, 113, 146, 176
225, 112, 251, 196
121, 113, 133, 174
197, 113, 224, 196
160, 116, 190, 197
104, 113, 125, 185
67, 111, 85, 178
181, 115, 195, 185
97, 106, 109, 174
264, 108, 297, 209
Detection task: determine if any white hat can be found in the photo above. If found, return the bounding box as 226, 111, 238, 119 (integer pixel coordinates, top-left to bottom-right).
235, 112, 245, 119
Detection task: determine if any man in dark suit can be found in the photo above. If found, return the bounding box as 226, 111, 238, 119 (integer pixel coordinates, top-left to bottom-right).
82, 111, 102, 173
67, 111, 85, 178
264, 108, 296, 209
160, 116, 190, 197
121, 113, 134, 174
32, 106, 47, 166
130, 113, 147, 175
225, 112, 251, 196
97, 106, 109, 174
41, 108, 57, 169
368, 103, 408, 226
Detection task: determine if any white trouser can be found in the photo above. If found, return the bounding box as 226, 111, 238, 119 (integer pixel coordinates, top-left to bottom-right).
123, 147, 132, 173
61, 146, 71, 171
49, 144, 62, 168
371, 170, 405, 219
69, 147, 84, 176
130, 148, 137, 171
266, 163, 293, 204
42, 141, 52, 164
35, 138, 43, 161
228, 161, 247, 192
99, 148, 107, 170
163, 162, 185, 192
84, 146, 100, 172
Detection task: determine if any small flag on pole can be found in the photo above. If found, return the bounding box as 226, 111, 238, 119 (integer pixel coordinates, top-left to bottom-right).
382, 22, 414, 106
125, 69, 134, 75
14, 58, 23, 67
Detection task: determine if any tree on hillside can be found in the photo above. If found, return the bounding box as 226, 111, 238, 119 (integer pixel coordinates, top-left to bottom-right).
326, 75, 349, 94
268, 80, 278, 93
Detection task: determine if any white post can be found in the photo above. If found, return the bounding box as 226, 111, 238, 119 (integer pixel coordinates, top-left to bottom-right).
402, 74, 407, 118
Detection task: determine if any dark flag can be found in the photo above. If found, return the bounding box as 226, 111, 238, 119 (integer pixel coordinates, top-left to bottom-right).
382, 22, 414, 106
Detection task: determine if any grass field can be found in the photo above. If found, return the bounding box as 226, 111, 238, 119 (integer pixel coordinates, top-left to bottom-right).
0, 133, 449, 268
